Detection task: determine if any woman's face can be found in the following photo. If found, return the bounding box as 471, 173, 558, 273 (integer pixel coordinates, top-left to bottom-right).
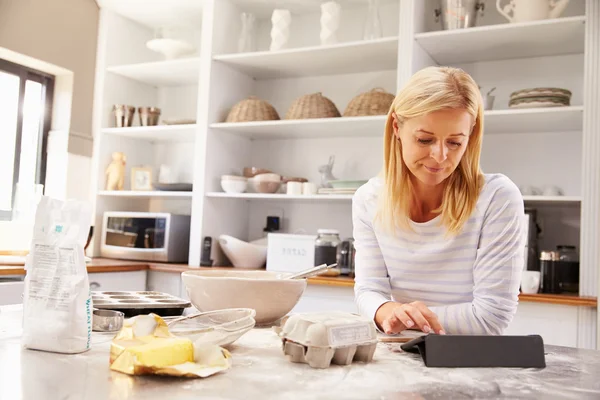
394, 108, 473, 188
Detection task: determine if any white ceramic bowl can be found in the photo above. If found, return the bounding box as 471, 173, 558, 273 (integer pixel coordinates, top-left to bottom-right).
221, 176, 248, 194
181, 270, 307, 325
218, 234, 266, 268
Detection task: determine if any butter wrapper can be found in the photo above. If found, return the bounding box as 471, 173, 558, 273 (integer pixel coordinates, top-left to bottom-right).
109, 314, 232, 378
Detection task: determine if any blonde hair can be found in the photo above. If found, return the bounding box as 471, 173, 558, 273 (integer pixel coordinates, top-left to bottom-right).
377, 66, 485, 235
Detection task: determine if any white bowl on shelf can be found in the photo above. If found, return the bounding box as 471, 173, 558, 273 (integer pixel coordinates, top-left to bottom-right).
221, 175, 247, 194
218, 234, 267, 269
146, 38, 196, 60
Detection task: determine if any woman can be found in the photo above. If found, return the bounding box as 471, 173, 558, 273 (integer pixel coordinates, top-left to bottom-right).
353, 66, 525, 336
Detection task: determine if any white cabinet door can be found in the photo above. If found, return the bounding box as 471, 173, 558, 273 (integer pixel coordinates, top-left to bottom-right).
146, 271, 183, 297
88, 271, 147, 292
0, 281, 25, 305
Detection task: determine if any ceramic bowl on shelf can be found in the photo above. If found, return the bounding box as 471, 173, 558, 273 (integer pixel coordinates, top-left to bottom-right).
221, 175, 247, 194
243, 167, 272, 178
146, 38, 196, 60
218, 234, 267, 269
251, 173, 282, 194
181, 269, 307, 325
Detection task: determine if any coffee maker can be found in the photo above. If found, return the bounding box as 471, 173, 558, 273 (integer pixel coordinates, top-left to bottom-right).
523, 208, 540, 272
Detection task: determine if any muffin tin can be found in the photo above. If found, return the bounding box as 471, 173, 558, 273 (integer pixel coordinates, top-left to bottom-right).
92, 291, 192, 318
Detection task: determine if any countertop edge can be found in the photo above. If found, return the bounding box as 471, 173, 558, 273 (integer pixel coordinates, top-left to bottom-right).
1, 259, 595, 307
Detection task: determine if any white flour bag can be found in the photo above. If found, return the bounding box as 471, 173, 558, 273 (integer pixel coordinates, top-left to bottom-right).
22, 196, 93, 354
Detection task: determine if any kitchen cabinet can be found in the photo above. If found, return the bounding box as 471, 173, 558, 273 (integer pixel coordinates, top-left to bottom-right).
91, 0, 600, 348
146, 270, 188, 299
88, 271, 147, 292
0, 281, 24, 306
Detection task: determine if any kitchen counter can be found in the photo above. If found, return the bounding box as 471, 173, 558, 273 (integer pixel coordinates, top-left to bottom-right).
0, 258, 596, 307
1, 305, 600, 400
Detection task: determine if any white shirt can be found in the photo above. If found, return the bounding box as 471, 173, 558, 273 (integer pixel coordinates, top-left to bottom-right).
352, 173, 525, 335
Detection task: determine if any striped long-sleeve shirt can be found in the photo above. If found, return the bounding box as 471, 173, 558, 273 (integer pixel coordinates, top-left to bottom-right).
352, 173, 525, 335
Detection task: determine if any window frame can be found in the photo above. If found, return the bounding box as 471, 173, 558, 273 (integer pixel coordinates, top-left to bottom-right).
0, 58, 54, 220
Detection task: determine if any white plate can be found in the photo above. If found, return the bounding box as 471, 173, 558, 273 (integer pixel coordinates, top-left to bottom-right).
508, 102, 568, 109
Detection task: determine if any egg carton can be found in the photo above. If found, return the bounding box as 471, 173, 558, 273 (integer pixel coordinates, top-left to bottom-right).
92, 291, 191, 318
279, 312, 378, 369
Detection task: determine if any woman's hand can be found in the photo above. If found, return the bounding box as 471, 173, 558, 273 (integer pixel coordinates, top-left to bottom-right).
375, 301, 446, 335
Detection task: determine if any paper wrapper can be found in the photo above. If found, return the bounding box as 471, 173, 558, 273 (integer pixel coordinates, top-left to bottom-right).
109, 314, 232, 378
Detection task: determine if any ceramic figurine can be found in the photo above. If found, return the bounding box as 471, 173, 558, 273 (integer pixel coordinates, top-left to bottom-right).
318, 155, 338, 188
270, 9, 291, 51
105, 152, 126, 191
320, 1, 341, 46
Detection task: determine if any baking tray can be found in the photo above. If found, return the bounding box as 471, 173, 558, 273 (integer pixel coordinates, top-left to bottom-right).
92, 291, 192, 318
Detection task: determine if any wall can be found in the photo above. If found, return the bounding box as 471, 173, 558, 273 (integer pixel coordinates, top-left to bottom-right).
0, 0, 99, 158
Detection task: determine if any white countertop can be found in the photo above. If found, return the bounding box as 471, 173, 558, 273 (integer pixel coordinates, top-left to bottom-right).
1, 305, 600, 400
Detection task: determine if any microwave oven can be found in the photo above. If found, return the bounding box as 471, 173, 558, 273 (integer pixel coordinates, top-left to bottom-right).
100, 212, 190, 263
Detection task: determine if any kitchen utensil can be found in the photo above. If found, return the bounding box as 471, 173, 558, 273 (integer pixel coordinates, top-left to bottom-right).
363, 0, 382, 40
92, 291, 191, 318
92, 309, 124, 332
243, 167, 273, 178
251, 173, 282, 194
279, 312, 378, 369
167, 308, 256, 347
221, 175, 248, 194
153, 182, 193, 191
285, 92, 341, 120
287, 263, 337, 280
286, 181, 302, 195
520, 271, 541, 294
496, 0, 570, 23
435, 0, 485, 30
302, 182, 318, 195
112, 105, 135, 128
218, 234, 267, 269
138, 107, 161, 126
146, 27, 196, 60
181, 270, 307, 325
238, 12, 257, 53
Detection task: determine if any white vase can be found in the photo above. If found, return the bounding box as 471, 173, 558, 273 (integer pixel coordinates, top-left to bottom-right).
320, 1, 341, 46
270, 9, 291, 51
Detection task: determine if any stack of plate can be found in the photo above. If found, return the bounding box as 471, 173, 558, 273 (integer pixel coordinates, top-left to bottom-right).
509, 87, 571, 109
318, 180, 368, 195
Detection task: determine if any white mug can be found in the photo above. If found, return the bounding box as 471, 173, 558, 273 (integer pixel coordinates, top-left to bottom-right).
521, 271, 541, 294
287, 181, 302, 195
302, 182, 317, 195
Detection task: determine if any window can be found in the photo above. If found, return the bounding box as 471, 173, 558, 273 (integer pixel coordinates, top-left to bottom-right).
0, 59, 54, 220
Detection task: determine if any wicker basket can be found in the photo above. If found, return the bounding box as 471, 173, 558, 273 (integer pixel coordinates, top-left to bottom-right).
285, 92, 341, 120
343, 88, 395, 117
225, 96, 280, 123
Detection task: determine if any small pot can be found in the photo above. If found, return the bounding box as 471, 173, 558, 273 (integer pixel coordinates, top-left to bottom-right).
138, 107, 161, 126
113, 105, 135, 127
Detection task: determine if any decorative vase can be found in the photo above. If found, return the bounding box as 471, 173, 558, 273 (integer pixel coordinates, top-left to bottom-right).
238, 12, 256, 53
270, 9, 291, 51
320, 1, 341, 46
363, 0, 382, 40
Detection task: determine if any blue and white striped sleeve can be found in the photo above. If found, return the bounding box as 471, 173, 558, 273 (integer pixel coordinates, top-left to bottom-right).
429, 177, 525, 335
352, 185, 392, 322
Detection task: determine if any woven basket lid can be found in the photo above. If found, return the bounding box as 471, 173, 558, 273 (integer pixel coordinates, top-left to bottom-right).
343, 87, 395, 117
285, 92, 341, 120
225, 96, 280, 123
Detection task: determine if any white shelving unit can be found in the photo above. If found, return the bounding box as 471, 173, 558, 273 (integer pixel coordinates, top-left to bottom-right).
92, 0, 600, 348
213, 36, 399, 79
98, 190, 193, 198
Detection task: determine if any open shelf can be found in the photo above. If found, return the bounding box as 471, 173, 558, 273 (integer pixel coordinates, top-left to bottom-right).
102, 124, 198, 142
415, 16, 586, 65
213, 36, 399, 79
485, 106, 584, 134
106, 58, 201, 86
205, 193, 580, 204
522, 196, 581, 205
205, 193, 353, 201
98, 191, 193, 198
210, 115, 386, 140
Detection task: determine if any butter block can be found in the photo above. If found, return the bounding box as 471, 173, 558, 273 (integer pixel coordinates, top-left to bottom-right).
129, 337, 194, 367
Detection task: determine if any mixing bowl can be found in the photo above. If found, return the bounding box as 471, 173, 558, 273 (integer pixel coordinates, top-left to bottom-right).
181, 270, 307, 325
